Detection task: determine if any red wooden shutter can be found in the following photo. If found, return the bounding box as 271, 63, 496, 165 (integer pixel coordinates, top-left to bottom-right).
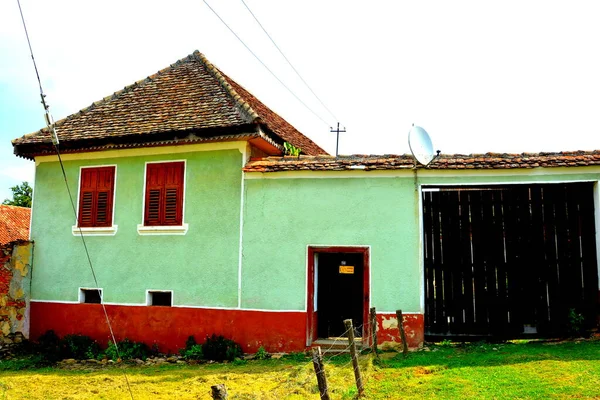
144, 162, 184, 226
95, 167, 114, 226
78, 166, 115, 227
79, 169, 95, 227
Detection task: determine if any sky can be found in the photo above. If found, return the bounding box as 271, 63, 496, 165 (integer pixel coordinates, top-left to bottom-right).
1, 1, 599, 201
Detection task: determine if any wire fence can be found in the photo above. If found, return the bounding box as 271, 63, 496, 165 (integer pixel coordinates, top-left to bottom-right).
225, 322, 372, 400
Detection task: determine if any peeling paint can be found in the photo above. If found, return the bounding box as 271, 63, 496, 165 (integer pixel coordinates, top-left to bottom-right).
375, 313, 424, 349
0, 241, 33, 339
381, 316, 398, 330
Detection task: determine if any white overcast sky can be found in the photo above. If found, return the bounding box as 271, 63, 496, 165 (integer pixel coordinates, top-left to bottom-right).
1, 0, 599, 201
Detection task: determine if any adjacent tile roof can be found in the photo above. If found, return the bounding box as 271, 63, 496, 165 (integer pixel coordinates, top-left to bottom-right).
243, 151, 600, 172
0, 205, 30, 245
12, 51, 327, 159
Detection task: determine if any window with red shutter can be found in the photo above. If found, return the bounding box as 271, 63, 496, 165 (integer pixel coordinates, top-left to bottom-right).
78, 166, 116, 228
144, 162, 184, 226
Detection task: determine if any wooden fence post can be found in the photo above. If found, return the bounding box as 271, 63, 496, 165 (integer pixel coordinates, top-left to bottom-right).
344, 319, 364, 396
211, 384, 228, 399
312, 346, 330, 400
370, 307, 378, 358
396, 309, 409, 355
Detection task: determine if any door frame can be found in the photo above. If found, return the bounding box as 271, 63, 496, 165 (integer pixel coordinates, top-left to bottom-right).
306, 246, 370, 346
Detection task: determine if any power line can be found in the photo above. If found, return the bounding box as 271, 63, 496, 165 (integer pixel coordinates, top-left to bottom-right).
202, 0, 331, 126
239, 0, 339, 123
16, 2, 134, 399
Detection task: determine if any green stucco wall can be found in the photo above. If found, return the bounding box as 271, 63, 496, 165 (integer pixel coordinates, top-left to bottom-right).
241, 177, 422, 312
31, 147, 599, 316
31, 149, 242, 307
240, 168, 599, 313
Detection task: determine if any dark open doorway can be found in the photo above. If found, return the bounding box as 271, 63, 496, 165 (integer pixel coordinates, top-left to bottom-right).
307, 247, 370, 345
317, 252, 364, 337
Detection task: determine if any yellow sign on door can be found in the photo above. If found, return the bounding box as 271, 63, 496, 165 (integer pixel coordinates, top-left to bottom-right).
339, 265, 355, 274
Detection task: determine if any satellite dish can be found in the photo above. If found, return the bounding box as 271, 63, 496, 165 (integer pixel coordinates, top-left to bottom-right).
408, 125, 435, 165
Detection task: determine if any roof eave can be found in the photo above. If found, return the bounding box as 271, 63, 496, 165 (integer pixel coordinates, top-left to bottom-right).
13, 125, 263, 160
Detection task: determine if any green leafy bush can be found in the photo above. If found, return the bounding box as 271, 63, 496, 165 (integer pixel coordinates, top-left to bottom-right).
60, 334, 101, 360
254, 346, 271, 360
105, 338, 150, 361
567, 308, 585, 337
179, 336, 204, 360
36, 330, 62, 363
185, 335, 197, 350
182, 344, 204, 360
202, 334, 243, 361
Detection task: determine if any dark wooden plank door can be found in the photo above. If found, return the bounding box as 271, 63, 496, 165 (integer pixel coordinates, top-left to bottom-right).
423, 183, 598, 338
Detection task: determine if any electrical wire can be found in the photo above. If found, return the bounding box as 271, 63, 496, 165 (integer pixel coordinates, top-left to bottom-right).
16, 1, 134, 398
202, 0, 331, 126
16, 0, 48, 112
240, 0, 339, 123
55, 150, 134, 400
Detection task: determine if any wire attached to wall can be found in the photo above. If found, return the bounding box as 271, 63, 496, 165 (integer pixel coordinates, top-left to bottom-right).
16, 1, 134, 398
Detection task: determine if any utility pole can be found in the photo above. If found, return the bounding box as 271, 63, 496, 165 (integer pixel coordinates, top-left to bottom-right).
330, 122, 346, 157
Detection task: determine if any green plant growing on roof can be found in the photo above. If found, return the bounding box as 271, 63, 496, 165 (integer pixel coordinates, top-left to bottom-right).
283, 142, 301, 157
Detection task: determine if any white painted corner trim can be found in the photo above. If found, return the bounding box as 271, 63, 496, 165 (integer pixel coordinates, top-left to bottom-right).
72, 225, 118, 236
137, 224, 189, 235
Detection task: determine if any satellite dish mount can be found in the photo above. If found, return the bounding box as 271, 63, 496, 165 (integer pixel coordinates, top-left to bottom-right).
408, 124, 440, 167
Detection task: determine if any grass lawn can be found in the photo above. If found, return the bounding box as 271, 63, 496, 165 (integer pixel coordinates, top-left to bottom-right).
368, 340, 600, 399
0, 340, 598, 399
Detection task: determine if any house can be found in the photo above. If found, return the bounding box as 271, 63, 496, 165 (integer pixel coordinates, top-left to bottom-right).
12, 51, 600, 353
0, 204, 33, 337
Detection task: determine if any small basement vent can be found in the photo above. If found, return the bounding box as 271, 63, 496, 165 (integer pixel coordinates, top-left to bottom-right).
147, 290, 172, 306
80, 288, 102, 304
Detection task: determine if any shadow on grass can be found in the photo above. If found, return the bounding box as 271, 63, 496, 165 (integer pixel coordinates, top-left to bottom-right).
379, 339, 600, 370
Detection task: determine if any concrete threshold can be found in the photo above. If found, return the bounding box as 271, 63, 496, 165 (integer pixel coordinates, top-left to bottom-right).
311, 337, 365, 355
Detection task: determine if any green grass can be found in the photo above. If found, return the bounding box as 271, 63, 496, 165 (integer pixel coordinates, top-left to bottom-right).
367, 340, 600, 399
0, 340, 598, 399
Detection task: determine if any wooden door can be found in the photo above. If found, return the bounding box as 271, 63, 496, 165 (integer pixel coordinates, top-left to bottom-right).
423, 183, 598, 338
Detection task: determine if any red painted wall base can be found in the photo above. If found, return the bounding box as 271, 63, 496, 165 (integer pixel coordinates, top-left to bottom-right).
30, 303, 426, 353
375, 313, 424, 348
30, 302, 307, 354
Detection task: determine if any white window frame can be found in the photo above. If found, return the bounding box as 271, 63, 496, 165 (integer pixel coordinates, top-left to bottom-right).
79, 287, 103, 304
146, 289, 174, 306
72, 165, 118, 236
137, 160, 188, 235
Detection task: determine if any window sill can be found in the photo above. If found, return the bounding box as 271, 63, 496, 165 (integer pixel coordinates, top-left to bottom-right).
72, 225, 118, 236
137, 224, 188, 236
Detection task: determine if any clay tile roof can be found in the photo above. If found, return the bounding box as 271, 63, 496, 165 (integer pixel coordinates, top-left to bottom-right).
12, 51, 327, 159
0, 205, 30, 245
243, 151, 600, 172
